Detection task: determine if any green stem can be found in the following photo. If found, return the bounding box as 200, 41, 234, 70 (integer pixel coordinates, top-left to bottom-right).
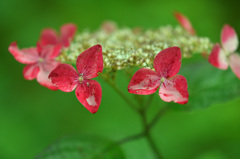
100, 132, 145, 157
140, 110, 163, 159
100, 74, 139, 112
143, 94, 155, 110
145, 133, 163, 159
101, 73, 167, 158
117, 133, 144, 145
147, 106, 169, 130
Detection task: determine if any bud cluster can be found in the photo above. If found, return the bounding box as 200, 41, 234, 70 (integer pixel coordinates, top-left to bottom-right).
57, 25, 213, 71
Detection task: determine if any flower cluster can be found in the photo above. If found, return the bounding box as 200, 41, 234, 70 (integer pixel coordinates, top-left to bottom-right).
8, 24, 77, 89
58, 25, 213, 72
8, 12, 240, 114
208, 25, 240, 79
49, 45, 103, 114
175, 12, 240, 79
128, 47, 189, 104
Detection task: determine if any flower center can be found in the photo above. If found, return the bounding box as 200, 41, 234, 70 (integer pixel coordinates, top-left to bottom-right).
79, 74, 84, 83
39, 58, 44, 63
161, 77, 165, 83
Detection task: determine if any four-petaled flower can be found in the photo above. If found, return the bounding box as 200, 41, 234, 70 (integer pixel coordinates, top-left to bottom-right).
8, 42, 61, 90
208, 24, 240, 79
128, 47, 189, 104
39, 23, 77, 48
49, 45, 103, 114
174, 12, 195, 35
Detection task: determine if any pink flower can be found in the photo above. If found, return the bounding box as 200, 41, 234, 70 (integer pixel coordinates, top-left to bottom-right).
128, 47, 189, 104
48, 45, 103, 114
174, 12, 195, 35
8, 42, 61, 90
208, 24, 240, 79
39, 23, 77, 48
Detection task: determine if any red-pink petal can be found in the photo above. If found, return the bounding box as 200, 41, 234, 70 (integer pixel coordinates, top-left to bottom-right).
229, 53, 240, 79
49, 64, 79, 92
154, 46, 182, 78
37, 60, 60, 90
75, 80, 102, 114
221, 24, 238, 53
159, 75, 189, 104
76, 45, 103, 79
174, 12, 195, 35
208, 43, 228, 70
128, 68, 160, 95
39, 28, 58, 47
23, 64, 40, 80
60, 23, 77, 47
40, 44, 62, 59
8, 42, 39, 64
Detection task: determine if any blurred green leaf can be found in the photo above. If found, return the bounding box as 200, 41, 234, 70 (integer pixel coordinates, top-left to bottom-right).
195, 149, 227, 159
181, 57, 240, 110
36, 134, 125, 159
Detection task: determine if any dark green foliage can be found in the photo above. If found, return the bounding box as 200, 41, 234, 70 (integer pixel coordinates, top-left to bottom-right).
36, 135, 125, 159
182, 59, 240, 110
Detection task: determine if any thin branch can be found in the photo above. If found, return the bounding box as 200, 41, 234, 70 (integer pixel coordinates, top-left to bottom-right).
123, 68, 134, 81
148, 106, 169, 130
99, 132, 144, 157
117, 133, 144, 145
143, 94, 155, 110
140, 110, 162, 159
134, 95, 145, 107
100, 73, 168, 159
100, 74, 139, 112
140, 110, 163, 159
145, 133, 163, 159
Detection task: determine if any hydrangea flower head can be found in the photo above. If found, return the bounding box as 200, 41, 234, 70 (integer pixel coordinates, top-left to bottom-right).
208, 24, 240, 79
8, 42, 61, 90
49, 45, 103, 114
128, 47, 189, 104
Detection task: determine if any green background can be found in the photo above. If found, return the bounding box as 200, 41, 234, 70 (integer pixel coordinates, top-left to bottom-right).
0, 0, 240, 158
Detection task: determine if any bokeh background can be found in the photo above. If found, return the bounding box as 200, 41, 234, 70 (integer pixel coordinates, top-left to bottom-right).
1, 0, 240, 158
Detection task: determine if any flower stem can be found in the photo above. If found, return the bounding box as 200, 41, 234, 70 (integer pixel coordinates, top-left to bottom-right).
143, 94, 155, 110
140, 110, 164, 159
145, 133, 163, 159
100, 132, 145, 157
117, 133, 145, 145
101, 73, 168, 158
148, 106, 169, 130
100, 74, 139, 112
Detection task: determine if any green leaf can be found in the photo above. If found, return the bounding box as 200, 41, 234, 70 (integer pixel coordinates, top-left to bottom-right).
36, 134, 125, 159
178, 58, 240, 110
